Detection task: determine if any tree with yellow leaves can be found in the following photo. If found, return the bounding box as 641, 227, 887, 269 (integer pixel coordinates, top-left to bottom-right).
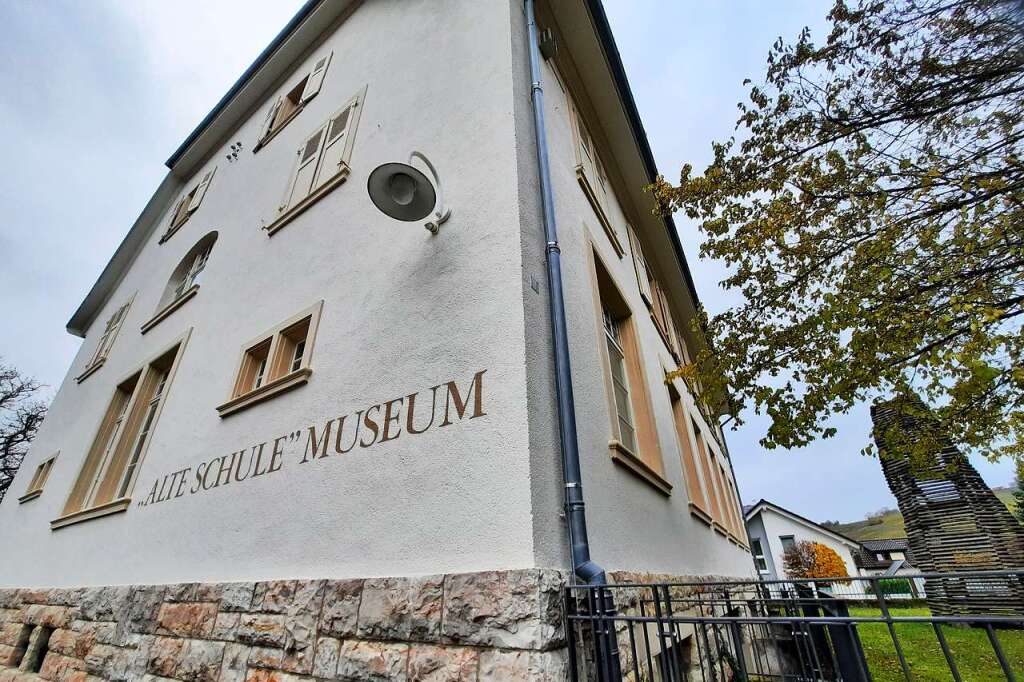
783, 540, 849, 579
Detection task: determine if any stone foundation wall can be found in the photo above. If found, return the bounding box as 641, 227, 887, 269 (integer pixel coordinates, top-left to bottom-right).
0, 569, 569, 682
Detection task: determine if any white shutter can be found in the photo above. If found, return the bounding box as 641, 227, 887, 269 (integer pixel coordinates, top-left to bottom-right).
627, 224, 654, 306
284, 124, 328, 210
300, 52, 332, 103
187, 167, 216, 213
260, 97, 283, 141
312, 104, 352, 191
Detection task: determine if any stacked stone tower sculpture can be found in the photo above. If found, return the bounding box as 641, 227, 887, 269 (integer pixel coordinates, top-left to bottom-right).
871, 395, 1024, 616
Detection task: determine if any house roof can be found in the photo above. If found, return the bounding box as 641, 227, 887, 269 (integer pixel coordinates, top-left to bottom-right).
744, 498, 863, 549
861, 538, 910, 552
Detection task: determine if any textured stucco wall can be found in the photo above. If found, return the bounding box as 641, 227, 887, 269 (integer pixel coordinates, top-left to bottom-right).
511, 7, 753, 579
0, 0, 538, 588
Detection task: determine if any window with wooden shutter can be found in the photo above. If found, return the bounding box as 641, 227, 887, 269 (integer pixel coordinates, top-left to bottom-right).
218, 301, 323, 417
160, 168, 216, 243
76, 298, 133, 383
627, 224, 653, 307
569, 95, 624, 257
142, 232, 219, 335
593, 252, 669, 494
266, 89, 365, 237
255, 51, 333, 150
18, 453, 58, 503
55, 333, 189, 529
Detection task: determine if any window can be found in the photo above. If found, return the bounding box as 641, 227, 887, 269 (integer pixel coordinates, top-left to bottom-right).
218, 301, 323, 417
569, 94, 624, 256
18, 454, 57, 503
669, 387, 710, 519
593, 254, 667, 493
780, 535, 796, 552
255, 52, 332, 149
142, 232, 218, 334
55, 333, 189, 529
751, 538, 769, 573
266, 88, 365, 237
160, 168, 216, 243
626, 224, 685, 363
76, 297, 133, 383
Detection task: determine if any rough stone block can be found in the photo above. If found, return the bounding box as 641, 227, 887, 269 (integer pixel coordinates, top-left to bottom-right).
146, 636, 185, 677
46, 628, 78, 656
246, 646, 283, 670
442, 570, 564, 649
23, 605, 72, 629
312, 637, 340, 678
121, 586, 166, 637
407, 644, 479, 681
356, 575, 443, 642
217, 643, 250, 682
212, 613, 240, 641
156, 603, 217, 638
38, 650, 84, 680
79, 586, 131, 623
319, 580, 362, 639
477, 649, 569, 681
336, 640, 409, 682
164, 584, 200, 603
176, 639, 226, 682
237, 614, 286, 648
196, 583, 255, 613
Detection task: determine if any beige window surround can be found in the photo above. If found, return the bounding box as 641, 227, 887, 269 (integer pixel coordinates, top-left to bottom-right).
142, 233, 217, 334
217, 301, 323, 417
18, 453, 58, 503
669, 382, 712, 522
589, 248, 668, 495
254, 51, 333, 152
264, 87, 366, 237
568, 91, 624, 258
53, 330, 191, 530
75, 295, 135, 384
159, 168, 216, 244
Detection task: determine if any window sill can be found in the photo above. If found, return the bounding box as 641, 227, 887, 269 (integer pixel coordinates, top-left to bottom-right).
576, 166, 624, 258
75, 358, 105, 384
712, 521, 730, 537
51, 497, 130, 530
264, 166, 350, 237
217, 367, 312, 417
608, 440, 672, 496
688, 502, 714, 526
18, 490, 42, 504
159, 218, 190, 245
253, 104, 307, 153
140, 285, 199, 335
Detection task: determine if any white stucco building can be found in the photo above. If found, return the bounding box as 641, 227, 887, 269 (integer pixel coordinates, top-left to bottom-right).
744, 499, 862, 581
0, 1, 753, 678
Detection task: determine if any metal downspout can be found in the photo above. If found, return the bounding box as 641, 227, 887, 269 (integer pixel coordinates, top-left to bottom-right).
524, 1, 621, 676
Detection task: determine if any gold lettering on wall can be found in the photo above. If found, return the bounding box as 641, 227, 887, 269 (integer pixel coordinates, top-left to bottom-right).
138, 370, 488, 509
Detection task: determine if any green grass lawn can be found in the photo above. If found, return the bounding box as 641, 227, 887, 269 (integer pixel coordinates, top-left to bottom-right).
850, 606, 1024, 681
835, 489, 1019, 541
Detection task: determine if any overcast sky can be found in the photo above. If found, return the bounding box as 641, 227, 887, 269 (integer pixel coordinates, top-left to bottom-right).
0, 1, 1014, 525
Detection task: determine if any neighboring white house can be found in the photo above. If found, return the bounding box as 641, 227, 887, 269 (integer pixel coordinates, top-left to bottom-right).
0, 2, 753, 678
744, 499, 863, 581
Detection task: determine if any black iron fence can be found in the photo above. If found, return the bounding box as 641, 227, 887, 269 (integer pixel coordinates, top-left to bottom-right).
565, 570, 1024, 681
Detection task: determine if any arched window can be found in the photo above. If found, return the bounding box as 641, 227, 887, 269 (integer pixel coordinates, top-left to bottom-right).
141, 232, 218, 334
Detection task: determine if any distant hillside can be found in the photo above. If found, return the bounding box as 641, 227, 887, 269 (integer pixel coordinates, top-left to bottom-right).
830, 488, 1018, 541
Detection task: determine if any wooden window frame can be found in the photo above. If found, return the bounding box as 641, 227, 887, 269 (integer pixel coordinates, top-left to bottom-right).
669, 383, 712, 523
568, 93, 624, 258
75, 296, 135, 383
18, 453, 58, 503
589, 249, 669, 495
54, 330, 191, 530
217, 301, 323, 417
142, 233, 218, 334
159, 168, 216, 244
264, 87, 366, 237
253, 52, 333, 152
